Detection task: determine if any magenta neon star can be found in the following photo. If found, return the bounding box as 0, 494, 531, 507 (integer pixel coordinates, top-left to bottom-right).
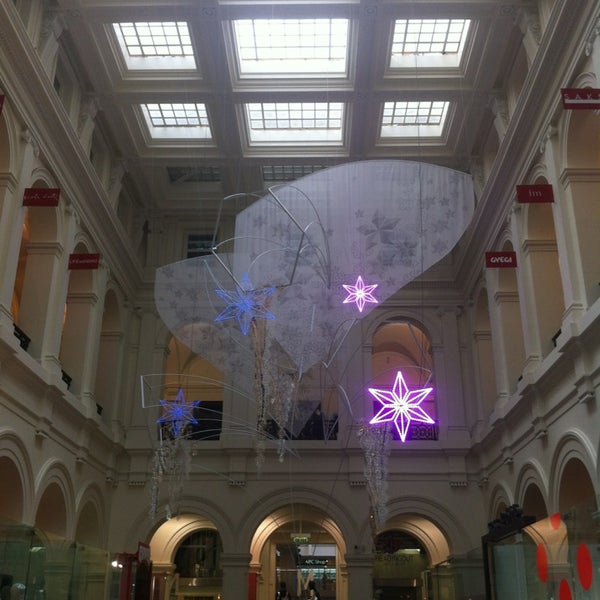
368, 371, 434, 442
342, 275, 378, 312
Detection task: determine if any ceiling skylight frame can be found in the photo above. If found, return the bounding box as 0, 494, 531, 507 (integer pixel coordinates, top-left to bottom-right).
229, 17, 351, 79
244, 102, 346, 146
140, 103, 213, 141
388, 19, 471, 70
379, 101, 451, 139
112, 22, 197, 71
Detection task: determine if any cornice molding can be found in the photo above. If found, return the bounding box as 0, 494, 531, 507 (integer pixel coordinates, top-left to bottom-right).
0, 2, 141, 300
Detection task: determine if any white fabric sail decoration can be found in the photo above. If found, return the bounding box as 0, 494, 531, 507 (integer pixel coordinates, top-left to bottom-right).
155, 160, 473, 393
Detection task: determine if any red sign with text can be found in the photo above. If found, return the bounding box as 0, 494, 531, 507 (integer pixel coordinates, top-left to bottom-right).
68, 253, 100, 270
485, 251, 517, 268
23, 188, 61, 207
561, 88, 600, 109
516, 184, 554, 203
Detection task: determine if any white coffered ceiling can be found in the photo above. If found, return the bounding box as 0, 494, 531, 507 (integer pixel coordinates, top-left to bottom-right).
56, 1, 526, 215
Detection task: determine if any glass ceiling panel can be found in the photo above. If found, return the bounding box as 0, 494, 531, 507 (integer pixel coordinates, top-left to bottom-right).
141, 103, 212, 140
389, 19, 470, 69
245, 102, 344, 144
112, 22, 196, 70
233, 19, 348, 76
380, 101, 449, 138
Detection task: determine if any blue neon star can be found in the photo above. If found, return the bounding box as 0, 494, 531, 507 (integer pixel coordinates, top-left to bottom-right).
368, 371, 434, 442
342, 275, 378, 312
158, 388, 199, 436
214, 273, 275, 335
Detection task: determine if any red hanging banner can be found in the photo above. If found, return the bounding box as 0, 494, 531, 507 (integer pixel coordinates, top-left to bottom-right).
68, 253, 100, 270
561, 88, 600, 109
23, 188, 61, 207
516, 184, 554, 203
485, 251, 517, 268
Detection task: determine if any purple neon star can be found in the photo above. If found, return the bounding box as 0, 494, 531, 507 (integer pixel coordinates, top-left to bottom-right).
158, 388, 199, 436
368, 371, 434, 442
342, 275, 378, 312
214, 273, 275, 335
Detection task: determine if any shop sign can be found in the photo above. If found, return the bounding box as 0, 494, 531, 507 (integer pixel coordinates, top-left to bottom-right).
516, 184, 554, 203
485, 251, 517, 268
68, 253, 100, 269
561, 88, 600, 109
23, 187, 60, 207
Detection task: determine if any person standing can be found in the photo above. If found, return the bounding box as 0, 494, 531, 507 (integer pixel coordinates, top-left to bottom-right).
276, 581, 291, 600
307, 580, 320, 600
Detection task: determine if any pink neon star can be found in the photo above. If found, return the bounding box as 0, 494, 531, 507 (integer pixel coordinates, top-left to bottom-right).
368, 371, 435, 442
342, 275, 378, 312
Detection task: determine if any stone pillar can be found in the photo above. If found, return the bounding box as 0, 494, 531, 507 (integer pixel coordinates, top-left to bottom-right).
490, 94, 509, 142
78, 95, 100, 157
517, 7, 542, 67
344, 553, 373, 600
37, 9, 65, 79
220, 552, 251, 600
585, 17, 600, 83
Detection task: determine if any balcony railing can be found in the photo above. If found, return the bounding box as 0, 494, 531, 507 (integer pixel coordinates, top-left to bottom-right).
13, 323, 31, 351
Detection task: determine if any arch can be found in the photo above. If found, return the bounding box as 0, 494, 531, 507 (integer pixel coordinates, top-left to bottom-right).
0, 102, 22, 174
0, 430, 35, 523
487, 238, 526, 394
515, 460, 549, 522
74, 483, 107, 547
558, 71, 600, 307
517, 171, 565, 358
548, 429, 597, 512
130, 492, 237, 560
34, 460, 75, 539
243, 488, 356, 558
385, 495, 475, 562
561, 73, 600, 169
557, 457, 596, 515
380, 514, 450, 567
488, 482, 514, 521
246, 499, 349, 600
12, 177, 62, 358
59, 238, 99, 394
248, 502, 347, 564
150, 513, 222, 567
366, 313, 439, 442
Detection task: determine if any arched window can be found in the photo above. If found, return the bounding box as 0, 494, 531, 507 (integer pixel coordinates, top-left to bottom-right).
370, 319, 437, 441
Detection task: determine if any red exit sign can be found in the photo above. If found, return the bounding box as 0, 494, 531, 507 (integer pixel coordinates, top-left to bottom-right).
516, 184, 554, 203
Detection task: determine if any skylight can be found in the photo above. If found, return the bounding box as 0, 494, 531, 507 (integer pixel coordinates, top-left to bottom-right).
113, 22, 196, 70
389, 19, 470, 69
245, 102, 344, 145
380, 101, 449, 138
141, 104, 212, 140
232, 19, 349, 76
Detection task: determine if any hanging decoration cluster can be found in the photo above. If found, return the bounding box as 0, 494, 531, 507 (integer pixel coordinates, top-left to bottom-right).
150, 160, 474, 523
358, 421, 393, 531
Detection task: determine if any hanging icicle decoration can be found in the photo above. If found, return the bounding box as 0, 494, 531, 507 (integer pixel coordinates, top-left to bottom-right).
358, 421, 393, 530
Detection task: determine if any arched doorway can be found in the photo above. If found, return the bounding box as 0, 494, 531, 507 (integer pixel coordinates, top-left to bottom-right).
372, 530, 428, 600
250, 504, 347, 600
